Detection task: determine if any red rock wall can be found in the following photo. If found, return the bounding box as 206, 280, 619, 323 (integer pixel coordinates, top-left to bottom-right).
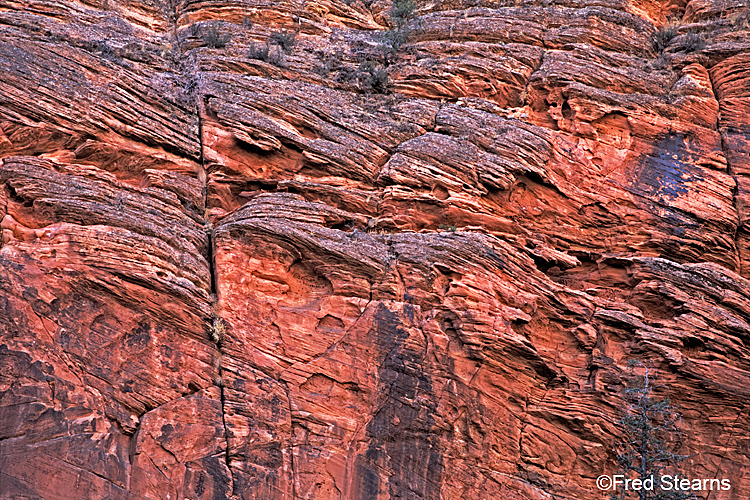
1, 0, 749, 499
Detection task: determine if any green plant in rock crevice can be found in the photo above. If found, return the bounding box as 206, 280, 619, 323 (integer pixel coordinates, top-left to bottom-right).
379, 0, 419, 63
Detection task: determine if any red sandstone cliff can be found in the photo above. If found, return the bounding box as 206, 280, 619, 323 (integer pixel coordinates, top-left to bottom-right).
1, 0, 749, 499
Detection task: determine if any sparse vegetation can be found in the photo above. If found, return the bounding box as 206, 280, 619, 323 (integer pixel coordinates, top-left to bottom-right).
147, 72, 198, 110
315, 50, 362, 85
358, 61, 390, 93
680, 33, 706, 53
646, 53, 670, 71
205, 22, 231, 48
730, 9, 750, 28
93, 40, 117, 60
380, 27, 409, 58
247, 42, 284, 66
192, 21, 231, 48
210, 317, 226, 343
247, 42, 270, 61
315, 51, 343, 77
653, 23, 678, 52
390, 0, 418, 30
652, 17, 708, 55
270, 30, 297, 52
379, 0, 419, 63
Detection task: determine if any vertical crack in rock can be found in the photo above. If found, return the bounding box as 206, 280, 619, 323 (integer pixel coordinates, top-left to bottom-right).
169, 0, 236, 488
707, 67, 743, 275
285, 379, 298, 500
196, 79, 237, 497
731, 180, 743, 276
517, 395, 530, 472
523, 49, 547, 108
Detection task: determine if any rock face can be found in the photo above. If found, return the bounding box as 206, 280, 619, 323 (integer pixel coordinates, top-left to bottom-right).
1, 0, 749, 499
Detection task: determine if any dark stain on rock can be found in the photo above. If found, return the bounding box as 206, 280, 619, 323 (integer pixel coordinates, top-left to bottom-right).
124, 321, 151, 350
160, 423, 174, 440
186, 455, 233, 500
632, 132, 703, 201
356, 303, 444, 500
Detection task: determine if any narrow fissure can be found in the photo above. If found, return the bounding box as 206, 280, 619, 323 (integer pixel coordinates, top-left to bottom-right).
707, 65, 744, 276
175, 7, 237, 491
285, 380, 298, 500
197, 94, 237, 496
691, 50, 750, 489
731, 181, 743, 276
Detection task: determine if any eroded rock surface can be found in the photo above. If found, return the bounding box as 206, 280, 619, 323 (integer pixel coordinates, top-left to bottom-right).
1, 0, 749, 499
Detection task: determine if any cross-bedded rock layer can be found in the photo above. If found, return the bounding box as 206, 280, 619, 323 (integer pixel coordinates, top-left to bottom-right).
0, 0, 749, 499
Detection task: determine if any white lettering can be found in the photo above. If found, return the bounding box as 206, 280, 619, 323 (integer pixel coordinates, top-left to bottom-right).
661, 475, 674, 490
613, 475, 625, 489
643, 475, 654, 490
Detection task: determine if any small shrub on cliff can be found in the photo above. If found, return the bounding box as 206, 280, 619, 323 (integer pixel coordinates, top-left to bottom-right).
654, 24, 678, 52
209, 317, 226, 343
730, 9, 750, 29
358, 61, 390, 94
194, 21, 231, 48
315, 51, 343, 77
247, 42, 284, 66
93, 40, 118, 60
247, 42, 270, 61
380, 27, 409, 56
270, 30, 297, 52
680, 33, 706, 53
390, 0, 418, 29
646, 53, 670, 71
378, 0, 419, 63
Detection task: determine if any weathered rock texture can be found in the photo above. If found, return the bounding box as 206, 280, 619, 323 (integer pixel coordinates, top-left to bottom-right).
1, 0, 749, 499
